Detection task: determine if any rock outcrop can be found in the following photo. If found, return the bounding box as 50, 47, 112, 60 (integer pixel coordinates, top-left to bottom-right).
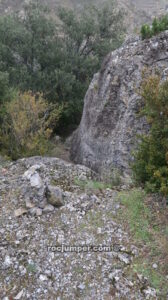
0, 157, 158, 299
71, 31, 168, 176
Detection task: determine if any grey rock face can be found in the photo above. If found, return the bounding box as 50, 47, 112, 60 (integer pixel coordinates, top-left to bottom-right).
71, 31, 168, 175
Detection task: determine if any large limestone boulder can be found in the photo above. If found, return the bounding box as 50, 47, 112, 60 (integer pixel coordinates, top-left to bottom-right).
71, 31, 168, 176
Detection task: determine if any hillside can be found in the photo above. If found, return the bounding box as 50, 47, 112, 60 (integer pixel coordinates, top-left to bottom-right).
0, 2, 168, 299
0, 155, 167, 299
0, 0, 167, 31
0, 0, 167, 11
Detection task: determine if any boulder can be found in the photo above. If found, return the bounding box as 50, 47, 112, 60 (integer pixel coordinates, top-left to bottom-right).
23, 164, 47, 208
46, 185, 64, 207
71, 31, 168, 176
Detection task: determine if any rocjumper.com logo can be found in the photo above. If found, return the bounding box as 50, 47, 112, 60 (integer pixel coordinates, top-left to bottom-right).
47, 244, 121, 253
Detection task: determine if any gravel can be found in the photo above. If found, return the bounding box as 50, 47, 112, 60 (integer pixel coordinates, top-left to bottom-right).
0, 157, 157, 299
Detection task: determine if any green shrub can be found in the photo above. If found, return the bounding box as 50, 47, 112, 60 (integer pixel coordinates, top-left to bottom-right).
141, 15, 168, 39
132, 75, 168, 196
141, 24, 152, 40
0, 92, 63, 159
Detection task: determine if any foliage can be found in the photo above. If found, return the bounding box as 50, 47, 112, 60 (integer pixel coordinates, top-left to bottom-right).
74, 173, 122, 191
118, 189, 152, 241
100, 166, 122, 186
0, 72, 10, 104
0, 92, 63, 159
141, 24, 152, 40
132, 75, 168, 196
118, 189, 168, 296
141, 14, 168, 39
74, 178, 111, 191
0, 0, 125, 130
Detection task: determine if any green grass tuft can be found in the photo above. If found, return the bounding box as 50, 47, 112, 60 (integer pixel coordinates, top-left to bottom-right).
118, 189, 153, 242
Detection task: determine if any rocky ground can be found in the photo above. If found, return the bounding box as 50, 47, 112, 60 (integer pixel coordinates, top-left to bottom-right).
0, 157, 158, 299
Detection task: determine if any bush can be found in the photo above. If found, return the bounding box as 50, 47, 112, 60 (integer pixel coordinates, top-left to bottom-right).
0, 92, 63, 159
132, 75, 168, 196
141, 15, 168, 40
141, 24, 152, 40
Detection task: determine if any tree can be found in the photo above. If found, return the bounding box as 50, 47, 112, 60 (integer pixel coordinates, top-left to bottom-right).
54, 1, 125, 128
141, 14, 168, 39
0, 71, 10, 104
0, 0, 125, 130
132, 75, 168, 196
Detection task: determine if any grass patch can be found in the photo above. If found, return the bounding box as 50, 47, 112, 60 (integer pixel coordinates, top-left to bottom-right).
134, 262, 166, 288
74, 167, 123, 191
86, 211, 104, 227
131, 260, 168, 297
117, 189, 168, 297
26, 263, 37, 274
74, 178, 112, 191
118, 189, 153, 242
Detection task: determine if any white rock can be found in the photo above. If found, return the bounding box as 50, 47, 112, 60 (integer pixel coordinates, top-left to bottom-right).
44, 270, 52, 277
109, 270, 121, 281
114, 276, 120, 282
23, 170, 32, 180
57, 233, 64, 244
14, 289, 24, 299
4, 255, 12, 267
78, 283, 85, 290
118, 253, 130, 265
25, 199, 35, 209
30, 173, 43, 189
144, 287, 157, 299
39, 274, 48, 281
152, 263, 158, 269
15, 240, 20, 245
19, 265, 27, 276
78, 173, 87, 181
66, 203, 76, 212
29, 207, 42, 216
54, 135, 61, 142
23, 165, 42, 179
128, 280, 134, 287
43, 204, 55, 213
97, 228, 102, 234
